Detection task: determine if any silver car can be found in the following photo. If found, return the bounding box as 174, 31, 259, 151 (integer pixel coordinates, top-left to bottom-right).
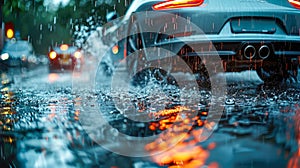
0, 40, 35, 69
103, 0, 300, 85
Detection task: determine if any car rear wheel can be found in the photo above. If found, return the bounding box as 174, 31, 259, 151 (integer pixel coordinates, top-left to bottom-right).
256, 62, 284, 85
99, 62, 113, 76
256, 60, 300, 85
130, 68, 180, 112
284, 59, 299, 83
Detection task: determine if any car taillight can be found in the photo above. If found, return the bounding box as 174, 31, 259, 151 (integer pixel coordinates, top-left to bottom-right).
74, 51, 82, 59
289, 0, 300, 9
112, 45, 119, 55
60, 44, 69, 51
49, 51, 57, 59
153, 0, 204, 10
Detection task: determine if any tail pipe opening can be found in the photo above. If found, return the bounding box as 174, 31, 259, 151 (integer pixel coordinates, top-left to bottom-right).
258, 45, 270, 59
244, 45, 256, 59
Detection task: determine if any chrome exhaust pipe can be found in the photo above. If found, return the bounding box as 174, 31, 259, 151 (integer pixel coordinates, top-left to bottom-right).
258, 45, 270, 59
244, 45, 256, 59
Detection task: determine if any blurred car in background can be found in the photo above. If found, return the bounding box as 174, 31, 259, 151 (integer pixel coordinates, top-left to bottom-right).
48, 44, 84, 72
0, 39, 36, 70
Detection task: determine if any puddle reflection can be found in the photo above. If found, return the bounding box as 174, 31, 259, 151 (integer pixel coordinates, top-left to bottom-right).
287, 105, 300, 168
0, 83, 18, 167
48, 73, 59, 83
144, 105, 218, 167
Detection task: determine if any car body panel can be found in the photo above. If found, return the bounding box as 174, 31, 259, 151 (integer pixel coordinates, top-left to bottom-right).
134, 0, 300, 35
102, 0, 300, 81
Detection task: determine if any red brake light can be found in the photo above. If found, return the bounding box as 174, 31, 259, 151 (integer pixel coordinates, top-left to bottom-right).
60, 44, 69, 51
289, 0, 300, 9
153, 0, 204, 10
49, 51, 57, 59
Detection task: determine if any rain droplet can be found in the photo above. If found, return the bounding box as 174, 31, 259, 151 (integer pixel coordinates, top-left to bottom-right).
225, 98, 235, 105
111, 128, 119, 137
27, 36, 31, 43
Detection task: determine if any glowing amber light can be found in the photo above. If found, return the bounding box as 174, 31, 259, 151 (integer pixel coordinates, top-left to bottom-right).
201, 111, 208, 116
60, 44, 69, 51
149, 124, 156, 131
289, 0, 300, 9
154, 106, 189, 118
144, 104, 219, 167
49, 51, 57, 59
4, 137, 14, 143
112, 45, 119, 54
153, 0, 204, 10
6, 29, 14, 39
74, 51, 82, 59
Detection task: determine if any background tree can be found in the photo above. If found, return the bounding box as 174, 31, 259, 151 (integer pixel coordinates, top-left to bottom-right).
3, 0, 56, 54
2, 0, 133, 55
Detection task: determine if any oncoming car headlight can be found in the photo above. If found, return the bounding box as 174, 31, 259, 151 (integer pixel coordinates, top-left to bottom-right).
1, 53, 9, 61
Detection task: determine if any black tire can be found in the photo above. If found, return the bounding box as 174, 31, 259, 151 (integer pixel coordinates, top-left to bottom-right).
131, 68, 177, 88
195, 62, 211, 89
285, 59, 299, 83
130, 68, 180, 111
99, 62, 113, 76
256, 61, 284, 85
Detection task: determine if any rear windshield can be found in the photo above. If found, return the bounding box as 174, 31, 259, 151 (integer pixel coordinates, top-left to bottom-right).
53, 46, 77, 53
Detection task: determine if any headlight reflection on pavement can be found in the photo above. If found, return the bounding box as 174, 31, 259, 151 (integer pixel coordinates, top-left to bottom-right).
0, 84, 18, 167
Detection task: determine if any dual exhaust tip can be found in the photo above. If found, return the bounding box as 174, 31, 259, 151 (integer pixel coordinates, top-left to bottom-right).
243, 45, 270, 59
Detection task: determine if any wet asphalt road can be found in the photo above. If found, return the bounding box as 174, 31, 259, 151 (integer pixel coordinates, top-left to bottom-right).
1, 65, 300, 168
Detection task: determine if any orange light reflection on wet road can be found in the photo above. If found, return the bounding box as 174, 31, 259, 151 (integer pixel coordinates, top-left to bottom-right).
48, 73, 59, 83
287, 105, 300, 168
145, 105, 218, 168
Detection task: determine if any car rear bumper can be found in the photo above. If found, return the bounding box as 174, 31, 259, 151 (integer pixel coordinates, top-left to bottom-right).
153, 30, 300, 72
0, 59, 25, 67
49, 58, 83, 71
